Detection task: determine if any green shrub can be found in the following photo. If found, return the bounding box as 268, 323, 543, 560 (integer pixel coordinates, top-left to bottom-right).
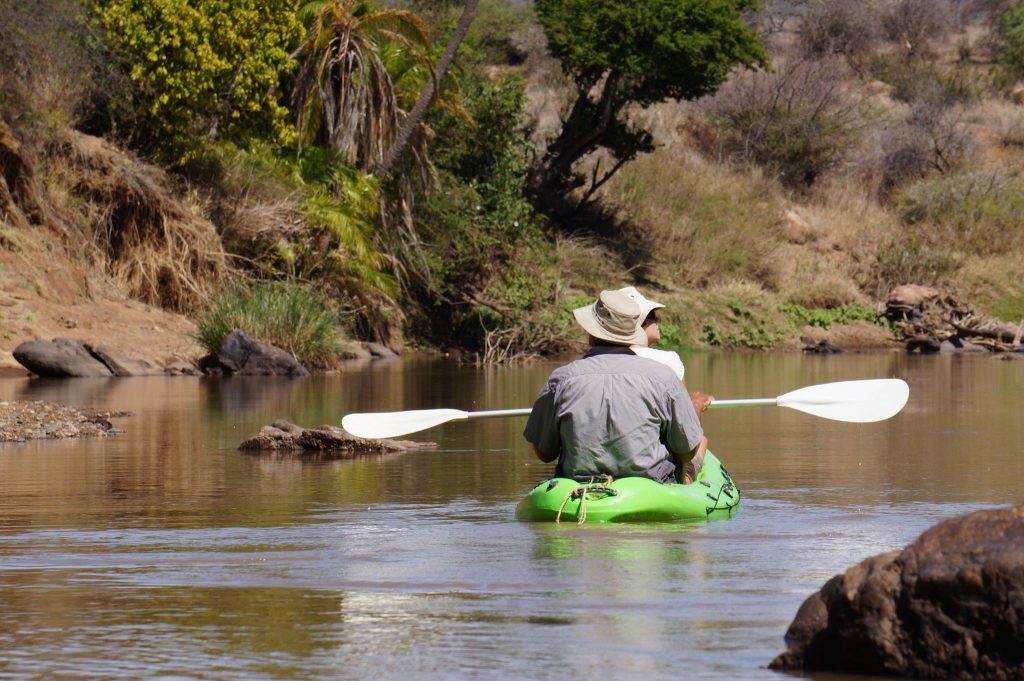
460, 0, 537, 66
694, 283, 791, 350
192, 282, 341, 367
707, 58, 861, 189
865, 237, 961, 297
415, 74, 561, 358
865, 54, 980, 104
781, 302, 879, 329
1000, 3, 1024, 78
895, 171, 1024, 256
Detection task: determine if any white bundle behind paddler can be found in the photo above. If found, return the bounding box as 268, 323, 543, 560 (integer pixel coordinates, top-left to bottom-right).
619, 286, 710, 482
618, 286, 686, 380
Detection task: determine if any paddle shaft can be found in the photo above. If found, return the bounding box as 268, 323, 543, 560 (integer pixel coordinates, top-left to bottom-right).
340, 379, 908, 438
709, 398, 777, 408
466, 401, 778, 417
468, 408, 533, 419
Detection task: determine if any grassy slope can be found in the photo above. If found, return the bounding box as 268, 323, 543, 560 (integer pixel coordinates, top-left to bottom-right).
527, 15, 1024, 352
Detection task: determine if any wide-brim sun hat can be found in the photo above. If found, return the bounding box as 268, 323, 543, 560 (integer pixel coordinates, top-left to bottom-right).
573, 289, 647, 346
618, 286, 666, 321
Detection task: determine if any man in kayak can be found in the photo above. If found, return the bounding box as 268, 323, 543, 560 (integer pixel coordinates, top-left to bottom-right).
524, 289, 711, 485
620, 286, 708, 483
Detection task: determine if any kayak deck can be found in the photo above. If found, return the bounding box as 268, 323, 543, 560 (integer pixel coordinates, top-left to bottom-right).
515, 450, 739, 523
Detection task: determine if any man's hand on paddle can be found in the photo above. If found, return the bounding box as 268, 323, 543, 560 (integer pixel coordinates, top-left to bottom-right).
690, 391, 714, 416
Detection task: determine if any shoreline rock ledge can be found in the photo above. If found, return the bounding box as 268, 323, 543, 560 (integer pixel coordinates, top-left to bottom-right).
770, 505, 1024, 680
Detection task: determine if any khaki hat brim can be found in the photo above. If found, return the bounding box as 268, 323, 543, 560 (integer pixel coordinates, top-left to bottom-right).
573, 304, 647, 346
636, 299, 665, 320
617, 286, 666, 320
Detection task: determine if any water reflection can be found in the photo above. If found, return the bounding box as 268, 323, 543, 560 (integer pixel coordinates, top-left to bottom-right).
0, 352, 1020, 680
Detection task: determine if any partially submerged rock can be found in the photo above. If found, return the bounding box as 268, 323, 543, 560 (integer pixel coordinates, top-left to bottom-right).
14, 338, 112, 377
802, 339, 843, 354
239, 419, 436, 456
84, 343, 162, 376
770, 505, 1024, 679
0, 400, 130, 442
13, 337, 194, 377
214, 330, 310, 376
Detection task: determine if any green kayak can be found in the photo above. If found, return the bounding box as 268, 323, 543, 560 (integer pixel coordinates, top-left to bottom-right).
515, 450, 739, 523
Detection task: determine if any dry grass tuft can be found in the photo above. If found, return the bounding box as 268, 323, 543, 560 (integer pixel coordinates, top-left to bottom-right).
216, 199, 306, 274
958, 253, 1024, 321
554, 233, 631, 295
778, 249, 868, 308
969, 98, 1024, 154
54, 131, 227, 312
594, 150, 784, 290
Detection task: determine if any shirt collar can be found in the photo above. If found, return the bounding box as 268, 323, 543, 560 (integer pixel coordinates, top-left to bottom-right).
583, 344, 637, 359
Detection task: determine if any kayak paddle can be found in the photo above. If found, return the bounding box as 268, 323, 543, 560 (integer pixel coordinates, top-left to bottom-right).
340, 378, 909, 439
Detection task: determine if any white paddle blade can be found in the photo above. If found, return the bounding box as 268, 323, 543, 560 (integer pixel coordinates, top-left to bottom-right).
341, 408, 469, 439
776, 378, 909, 423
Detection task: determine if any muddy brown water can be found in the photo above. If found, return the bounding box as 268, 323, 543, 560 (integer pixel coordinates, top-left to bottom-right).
0, 352, 1021, 680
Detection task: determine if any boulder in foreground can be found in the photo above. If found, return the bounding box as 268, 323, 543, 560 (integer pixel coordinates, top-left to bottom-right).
770, 505, 1024, 679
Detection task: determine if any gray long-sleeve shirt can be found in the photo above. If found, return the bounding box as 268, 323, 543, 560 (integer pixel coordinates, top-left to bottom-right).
523, 346, 704, 483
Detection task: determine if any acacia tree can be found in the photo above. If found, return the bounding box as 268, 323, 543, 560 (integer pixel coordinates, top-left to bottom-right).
529, 0, 768, 200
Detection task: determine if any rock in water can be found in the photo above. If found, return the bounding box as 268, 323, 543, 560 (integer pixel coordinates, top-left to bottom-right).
238, 419, 436, 457
14, 338, 113, 377
217, 330, 310, 376
770, 506, 1024, 679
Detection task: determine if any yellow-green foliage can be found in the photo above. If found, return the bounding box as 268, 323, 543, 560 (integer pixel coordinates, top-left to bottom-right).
93, 0, 302, 165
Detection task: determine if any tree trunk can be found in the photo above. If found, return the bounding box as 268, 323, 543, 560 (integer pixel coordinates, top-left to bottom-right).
376, 0, 480, 178
527, 72, 621, 198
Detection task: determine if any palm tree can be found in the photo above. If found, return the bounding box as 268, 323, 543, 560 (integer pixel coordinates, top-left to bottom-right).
291, 0, 434, 175
378, 0, 480, 178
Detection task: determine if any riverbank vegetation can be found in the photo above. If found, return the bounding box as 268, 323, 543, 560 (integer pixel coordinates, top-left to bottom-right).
2, 0, 1023, 364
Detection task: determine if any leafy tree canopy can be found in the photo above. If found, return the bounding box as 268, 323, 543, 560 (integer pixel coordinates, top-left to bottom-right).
530, 0, 768, 197
536, 0, 768, 105
93, 0, 302, 165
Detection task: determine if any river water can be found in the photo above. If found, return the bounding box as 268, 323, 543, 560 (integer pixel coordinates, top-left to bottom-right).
0, 352, 1021, 680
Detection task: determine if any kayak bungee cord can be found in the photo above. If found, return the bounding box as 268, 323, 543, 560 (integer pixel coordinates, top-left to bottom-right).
704, 479, 739, 517
704, 465, 739, 517
555, 476, 616, 524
